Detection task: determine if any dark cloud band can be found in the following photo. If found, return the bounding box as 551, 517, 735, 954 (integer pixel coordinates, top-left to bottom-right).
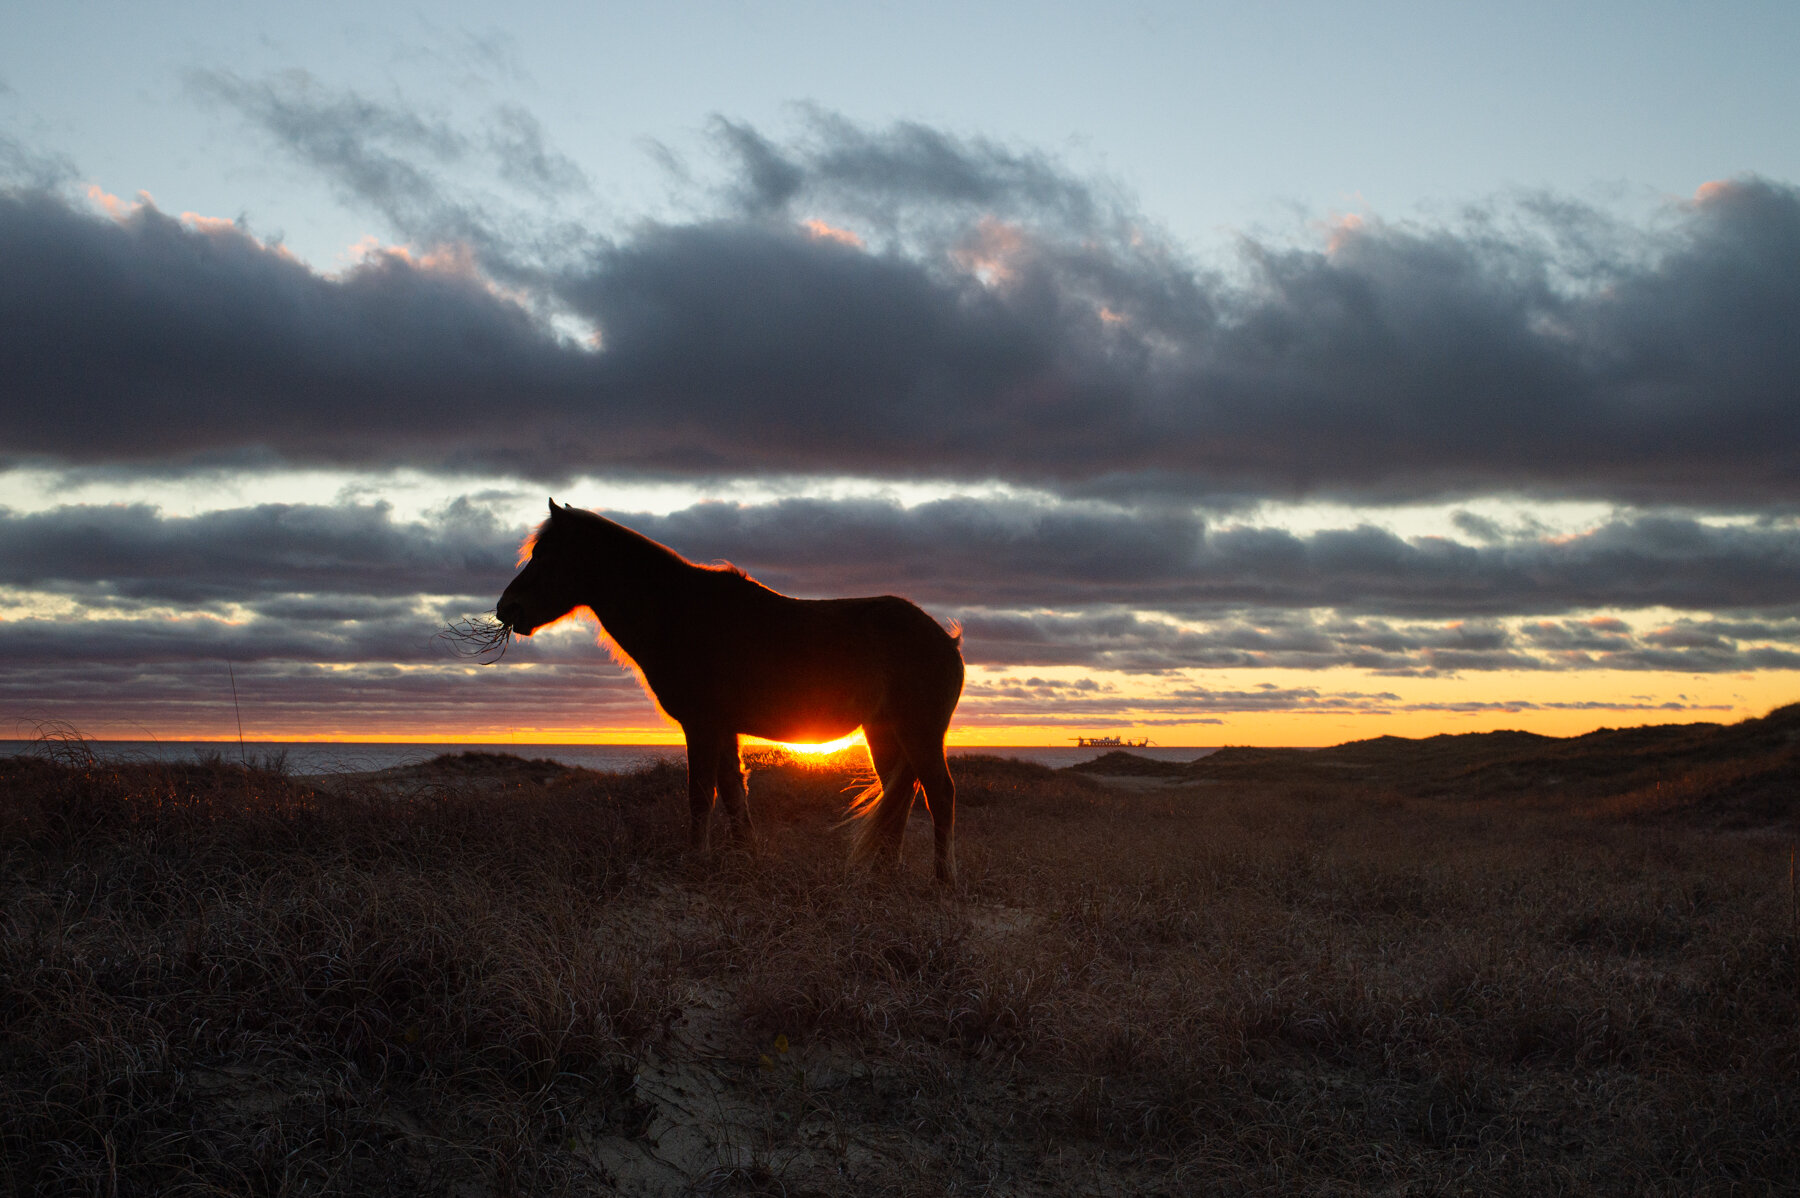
6, 497, 1800, 617
5, 112, 1800, 504
3, 498, 1797, 695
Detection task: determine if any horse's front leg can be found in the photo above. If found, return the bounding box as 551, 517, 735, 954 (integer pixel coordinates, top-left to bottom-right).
715, 736, 756, 850
683, 728, 721, 852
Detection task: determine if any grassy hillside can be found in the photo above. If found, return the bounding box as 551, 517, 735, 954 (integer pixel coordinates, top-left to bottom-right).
2, 726, 1797, 1195
1184, 702, 1800, 823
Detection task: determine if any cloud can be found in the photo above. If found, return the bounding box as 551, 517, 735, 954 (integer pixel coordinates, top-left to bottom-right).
955, 606, 1800, 676
187, 70, 597, 284
4, 107, 1800, 505
4, 496, 1800, 712
0, 498, 515, 605
708, 111, 1114, 241
0, 629, 1738, 739
190, 69, 471, 235
0, 188, 594, 471
11, 496, 1800, 621
0, 133, 74, 191
619, 499, 1800, 618
952, 681, 1727, 724
0, 650, 656, 739
487, 104, 589, 200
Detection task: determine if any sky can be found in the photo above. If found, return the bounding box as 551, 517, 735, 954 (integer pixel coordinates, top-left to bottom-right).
4, 1, 1800, 746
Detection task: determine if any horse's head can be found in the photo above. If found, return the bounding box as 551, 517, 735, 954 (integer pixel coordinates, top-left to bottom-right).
496, 499, 586, 637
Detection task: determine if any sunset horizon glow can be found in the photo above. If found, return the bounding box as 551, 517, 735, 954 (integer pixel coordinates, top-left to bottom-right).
23, 679, 1797, 751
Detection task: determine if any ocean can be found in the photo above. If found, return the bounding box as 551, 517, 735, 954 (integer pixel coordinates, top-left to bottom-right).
0, 740, 1217, 775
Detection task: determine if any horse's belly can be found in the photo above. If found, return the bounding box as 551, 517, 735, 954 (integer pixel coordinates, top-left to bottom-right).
736, 693, 866, 743
650, 604, 949, 741
725, 670, 876, 743
746, 717, 861, 744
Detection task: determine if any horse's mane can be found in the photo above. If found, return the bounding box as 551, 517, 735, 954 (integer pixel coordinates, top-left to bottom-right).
515, 507, 764, 727
521, 506, 752, 582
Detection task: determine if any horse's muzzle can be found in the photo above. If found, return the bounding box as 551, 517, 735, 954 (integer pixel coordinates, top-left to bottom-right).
495, 599, 528, 635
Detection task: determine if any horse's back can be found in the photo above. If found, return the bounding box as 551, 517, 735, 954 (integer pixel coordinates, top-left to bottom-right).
708, 573, 951, 651
816, 593, 964, 725
683, 578, 962, 736
796, 591, 959, 667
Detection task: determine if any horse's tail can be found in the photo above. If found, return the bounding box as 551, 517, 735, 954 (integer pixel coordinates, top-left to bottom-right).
845, 760, 918, 866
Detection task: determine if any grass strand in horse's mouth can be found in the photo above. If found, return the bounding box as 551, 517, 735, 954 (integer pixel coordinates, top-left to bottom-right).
438, 614, 513, 662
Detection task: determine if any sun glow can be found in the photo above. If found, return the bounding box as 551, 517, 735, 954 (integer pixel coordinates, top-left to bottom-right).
763, 732, 865, 756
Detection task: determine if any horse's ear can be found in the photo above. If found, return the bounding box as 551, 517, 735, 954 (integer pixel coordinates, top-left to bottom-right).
548, 497, 561, 518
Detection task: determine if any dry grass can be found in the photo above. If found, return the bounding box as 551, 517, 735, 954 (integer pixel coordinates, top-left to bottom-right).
2, 743, 1796, 1195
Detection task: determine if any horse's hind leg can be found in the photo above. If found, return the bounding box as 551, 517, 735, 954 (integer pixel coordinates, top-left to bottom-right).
716, 736, 755, 849
850, 724, 914, 870
900, 728, 957, 885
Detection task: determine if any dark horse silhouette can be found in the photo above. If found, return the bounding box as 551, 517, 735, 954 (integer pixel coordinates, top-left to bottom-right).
495, 501, 966, 882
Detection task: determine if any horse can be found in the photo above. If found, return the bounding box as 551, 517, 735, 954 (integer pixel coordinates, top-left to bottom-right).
494, 501, 966, 883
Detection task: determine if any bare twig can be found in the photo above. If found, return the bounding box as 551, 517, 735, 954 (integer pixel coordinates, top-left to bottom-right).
437, 614, 513, 663
227, 663, 247, 766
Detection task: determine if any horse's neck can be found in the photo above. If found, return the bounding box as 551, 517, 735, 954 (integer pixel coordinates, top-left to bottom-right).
579, 522, 686, 661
